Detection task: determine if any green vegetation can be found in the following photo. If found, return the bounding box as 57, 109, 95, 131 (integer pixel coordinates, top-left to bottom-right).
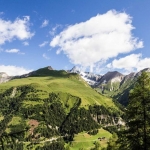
66, 128, 111, 150
105, 72, 150, 150
96, 74, 136, 106
117, 72, 150, 150
0, 68, 122, 149
0, 69, 118, 109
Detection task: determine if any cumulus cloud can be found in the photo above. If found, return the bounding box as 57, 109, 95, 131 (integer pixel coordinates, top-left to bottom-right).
107, 53, 150, 73
41, 20, 49, 28
50, 10, 143, 71
5, 49, 20, 53
23, 41, 29, 46
42, 53, 50, 60
0, 65, 32, 76
0, 16, 34, 45
39, 41, 48, 47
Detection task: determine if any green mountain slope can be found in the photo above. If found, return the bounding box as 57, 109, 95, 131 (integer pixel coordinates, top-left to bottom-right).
0, 67, 123, 150
1, 67, 118, 109
95, 70, 150, 106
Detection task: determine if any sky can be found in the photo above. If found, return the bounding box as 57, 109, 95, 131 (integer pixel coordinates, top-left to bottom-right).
0, 0, 150, 76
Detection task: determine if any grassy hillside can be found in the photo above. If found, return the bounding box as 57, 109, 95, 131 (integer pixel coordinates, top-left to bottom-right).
66, 128, 112, 150
0, 68, 122, 149
0, 68, 118, 109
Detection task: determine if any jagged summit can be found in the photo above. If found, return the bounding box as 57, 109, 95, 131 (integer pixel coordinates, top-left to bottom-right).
99, 71, 124, 84
69, 66, 80, 73
68, 66, 102, 85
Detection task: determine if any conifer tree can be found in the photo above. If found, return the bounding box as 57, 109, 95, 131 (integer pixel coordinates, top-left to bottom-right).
118, 72, 150, 150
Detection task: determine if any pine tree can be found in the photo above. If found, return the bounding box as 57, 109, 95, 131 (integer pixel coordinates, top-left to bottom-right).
118, 72, 150, 150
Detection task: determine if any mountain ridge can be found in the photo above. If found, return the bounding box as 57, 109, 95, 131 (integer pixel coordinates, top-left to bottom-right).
1, 66, 150, 106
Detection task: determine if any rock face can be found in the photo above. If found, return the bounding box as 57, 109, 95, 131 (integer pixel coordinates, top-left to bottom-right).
120, 72, 135, 86
68, 66, 102, 85
69, 66, 80, 74
0, 72, 11, 83
69, 66, 150, 106
98, 71, 124, 84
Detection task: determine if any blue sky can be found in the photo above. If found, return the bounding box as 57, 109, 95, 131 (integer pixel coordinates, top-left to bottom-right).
0, 0, 150, 75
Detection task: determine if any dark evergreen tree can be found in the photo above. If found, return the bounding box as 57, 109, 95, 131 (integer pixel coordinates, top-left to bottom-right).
118, 72, 150, 150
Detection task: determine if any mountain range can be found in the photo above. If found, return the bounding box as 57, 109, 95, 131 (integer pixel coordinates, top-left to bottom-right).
1, 66, 150, 106
68, 66, 150, 105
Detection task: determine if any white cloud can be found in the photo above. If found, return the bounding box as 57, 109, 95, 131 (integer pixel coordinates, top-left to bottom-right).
23, 41, 29, 46
39, 41, 48, 47
0, 65, 32, 76
0, 16, 34, 45
5, 49, 20, 53
49, 24, 61, 36
42, 53, 50, 60
107, 53, 150, 73
41, 20, 49, 28
50, 10, 143, 71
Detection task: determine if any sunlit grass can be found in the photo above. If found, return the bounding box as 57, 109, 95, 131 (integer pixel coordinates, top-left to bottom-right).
0, 76, 118, 109
67, 128, 112, 150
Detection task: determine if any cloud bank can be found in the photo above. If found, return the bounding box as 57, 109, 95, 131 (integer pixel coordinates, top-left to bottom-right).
50, 10, 143, 71
107, 54, 150, 73
0, 65, 32, 76
0, 16, 34, 45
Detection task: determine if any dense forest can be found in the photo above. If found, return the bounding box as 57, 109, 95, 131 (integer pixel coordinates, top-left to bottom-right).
0, 84, 121, 149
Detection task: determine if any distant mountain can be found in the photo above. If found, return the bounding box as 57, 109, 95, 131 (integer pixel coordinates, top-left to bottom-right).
95, 68, 150, 106
14, 66, 55, 78
0, 72, 12, 83
68, 66, 150, 106
68, 66, 102, 85
1, 66, 150, 106
98, 71, 124, 84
